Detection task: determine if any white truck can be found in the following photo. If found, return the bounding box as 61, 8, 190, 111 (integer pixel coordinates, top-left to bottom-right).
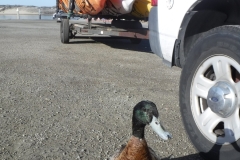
149, 0, 240, 159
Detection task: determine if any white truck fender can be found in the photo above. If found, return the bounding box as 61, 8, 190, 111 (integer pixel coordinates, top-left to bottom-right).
150, 0, 198, 66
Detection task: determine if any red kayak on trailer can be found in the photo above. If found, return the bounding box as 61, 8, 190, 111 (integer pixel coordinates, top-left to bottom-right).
58, 0, 152, 18
59, 0, 107, 15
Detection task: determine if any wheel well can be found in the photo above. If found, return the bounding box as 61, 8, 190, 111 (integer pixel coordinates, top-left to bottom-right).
180, 0, 240, 66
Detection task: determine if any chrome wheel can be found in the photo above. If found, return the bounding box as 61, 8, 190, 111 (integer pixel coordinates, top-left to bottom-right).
191, 55, 240, 145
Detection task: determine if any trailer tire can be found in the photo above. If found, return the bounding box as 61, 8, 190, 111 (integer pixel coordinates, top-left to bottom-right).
180, 26, 240, 160
129, 38, 142, 44
111, 20, 142, 29
60, 19, 69, 44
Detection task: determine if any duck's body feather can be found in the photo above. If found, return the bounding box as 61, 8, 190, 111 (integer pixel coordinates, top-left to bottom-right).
110, 136, 160, 160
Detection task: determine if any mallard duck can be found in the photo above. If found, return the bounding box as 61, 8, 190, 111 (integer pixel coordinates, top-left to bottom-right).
110, 100, 172, 160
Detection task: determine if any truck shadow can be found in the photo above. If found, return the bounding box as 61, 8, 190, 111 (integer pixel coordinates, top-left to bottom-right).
161, 153, 203, 160
70, 38, 152, 53
162, 129, 240, 160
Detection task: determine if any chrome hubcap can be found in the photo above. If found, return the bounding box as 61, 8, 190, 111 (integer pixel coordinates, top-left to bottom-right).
207, 81, 237, 118
191, 55, 240, 145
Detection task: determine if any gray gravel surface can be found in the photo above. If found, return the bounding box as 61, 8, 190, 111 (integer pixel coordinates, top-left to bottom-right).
0, 20, 203, 160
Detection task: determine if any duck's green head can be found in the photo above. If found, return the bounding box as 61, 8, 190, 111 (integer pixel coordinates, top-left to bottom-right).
133, 101, 158, 125
132, 101, 172, 140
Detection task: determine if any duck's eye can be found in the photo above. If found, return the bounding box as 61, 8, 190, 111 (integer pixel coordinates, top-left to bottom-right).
155, 122, 159, 125
143, 108, 147, 112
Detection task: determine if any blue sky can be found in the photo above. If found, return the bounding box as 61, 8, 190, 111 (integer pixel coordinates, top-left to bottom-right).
0, 0, 56, 6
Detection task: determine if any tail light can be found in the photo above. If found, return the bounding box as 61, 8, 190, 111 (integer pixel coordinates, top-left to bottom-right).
151, 0, 158, 6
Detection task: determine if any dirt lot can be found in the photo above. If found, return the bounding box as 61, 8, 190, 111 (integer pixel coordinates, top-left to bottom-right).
0, 20, 203, 160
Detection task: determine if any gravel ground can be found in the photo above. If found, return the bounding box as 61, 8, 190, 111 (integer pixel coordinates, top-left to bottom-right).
0, 20, 203, 160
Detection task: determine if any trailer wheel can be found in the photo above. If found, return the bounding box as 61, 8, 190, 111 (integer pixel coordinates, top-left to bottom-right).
129, 38, 142, 44
60, 19, 70, 43
111, 20, 143, 44
180, 26, 240, 160
111, 20, 142, 29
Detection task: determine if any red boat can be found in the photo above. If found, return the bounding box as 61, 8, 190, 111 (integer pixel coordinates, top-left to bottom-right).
58, 0, 151, 18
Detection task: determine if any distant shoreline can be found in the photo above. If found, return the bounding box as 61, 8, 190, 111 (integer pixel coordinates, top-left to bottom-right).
0, 14, 53, 15
0, 5, 56, 15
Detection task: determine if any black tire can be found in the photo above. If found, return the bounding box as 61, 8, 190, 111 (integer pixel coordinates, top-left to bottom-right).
111, 20, 142, 44
60, 19, 69, 43
129, 38, 142, 44
111, 20, 142, 29
180, 26, 240, 160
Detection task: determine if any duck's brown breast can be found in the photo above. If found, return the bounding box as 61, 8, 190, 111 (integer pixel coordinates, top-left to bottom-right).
114, 136, 153, 160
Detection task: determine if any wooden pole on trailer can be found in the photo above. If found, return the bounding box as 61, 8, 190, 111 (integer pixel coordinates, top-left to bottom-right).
68, 0, 75, 19
88, 15, 92, 29
56, 0, 59, 14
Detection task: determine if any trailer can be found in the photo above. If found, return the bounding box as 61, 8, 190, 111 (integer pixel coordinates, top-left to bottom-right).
55, 0, 149, 44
